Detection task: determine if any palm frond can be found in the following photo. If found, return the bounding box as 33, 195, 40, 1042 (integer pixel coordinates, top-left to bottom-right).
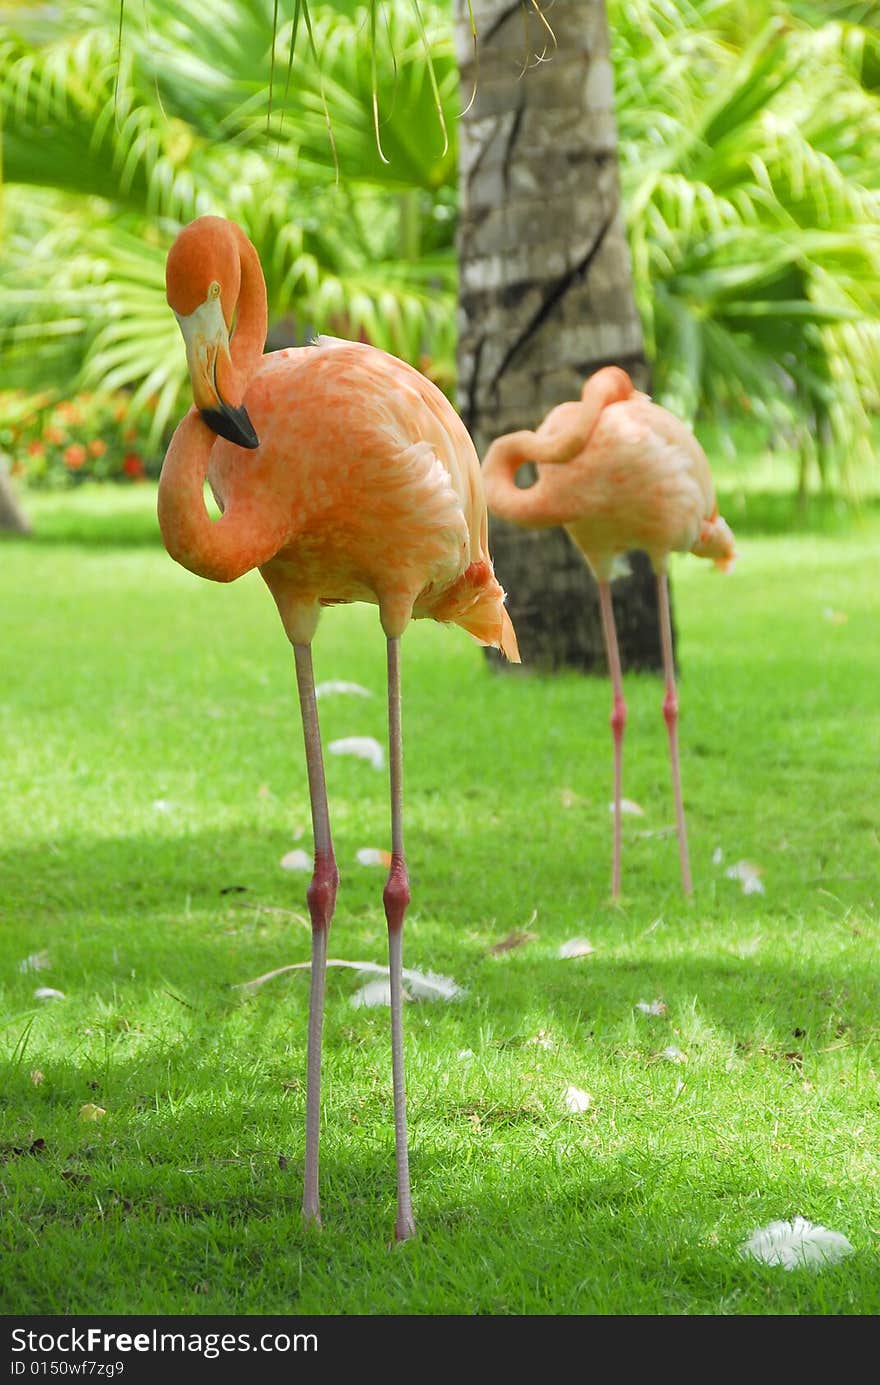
0, 29, 207, 221
612, 0, 880, 485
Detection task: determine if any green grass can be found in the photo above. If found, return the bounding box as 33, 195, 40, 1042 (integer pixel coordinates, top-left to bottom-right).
1, 483, 879, 1315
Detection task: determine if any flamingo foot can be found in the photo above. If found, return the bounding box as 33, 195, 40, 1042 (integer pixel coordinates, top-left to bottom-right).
386, 857, 416, 1243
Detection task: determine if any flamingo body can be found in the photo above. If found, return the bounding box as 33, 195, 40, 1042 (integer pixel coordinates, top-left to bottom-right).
554, 397, 731, 579
482, 366, 736, 898
158, 214, 518, 1242
483, 367, 735, 581
164, 337, 517, 653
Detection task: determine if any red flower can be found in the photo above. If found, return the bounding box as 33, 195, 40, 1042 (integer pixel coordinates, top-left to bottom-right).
27, 440, 45, 457
44, 426, 65, 444
123, 453, 145, 478
88, 439, 107, 457
63, 444, 87, 469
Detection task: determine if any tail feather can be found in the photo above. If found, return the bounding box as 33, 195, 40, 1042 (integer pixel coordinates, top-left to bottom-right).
691, 513, 737, 571
458, 598, 521, 662
425, 560, 521, 662
499, 606, 520, 662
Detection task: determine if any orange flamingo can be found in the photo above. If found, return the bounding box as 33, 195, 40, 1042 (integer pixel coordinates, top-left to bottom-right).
159, 214, 519, 1241
482, 366, 735, 899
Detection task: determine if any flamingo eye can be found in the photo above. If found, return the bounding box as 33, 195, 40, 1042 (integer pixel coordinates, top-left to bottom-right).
208, 281, 221, 300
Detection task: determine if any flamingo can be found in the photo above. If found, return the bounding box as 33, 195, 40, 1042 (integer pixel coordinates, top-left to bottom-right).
158, 214, 520, 1241
482, 366, 735, 899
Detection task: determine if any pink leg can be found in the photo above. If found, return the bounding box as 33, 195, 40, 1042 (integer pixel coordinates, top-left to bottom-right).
598, 581, 626, 900
384, 636, 415, 1242
293, 642, 339, 1228
656, 574, 693, 895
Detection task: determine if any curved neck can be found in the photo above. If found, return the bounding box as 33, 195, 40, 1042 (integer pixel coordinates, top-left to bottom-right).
481, 369, 635, 530
157, 410, 224, 578
217, 223, 268, 408
481, 434, 559, 529
157, 408, 279, 582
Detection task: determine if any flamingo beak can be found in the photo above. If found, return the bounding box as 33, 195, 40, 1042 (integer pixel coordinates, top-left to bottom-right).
173, 296, 260, 451
200, 398, 260, 451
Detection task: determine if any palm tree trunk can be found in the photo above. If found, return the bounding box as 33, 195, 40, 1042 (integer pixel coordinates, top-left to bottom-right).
0, 467, 30, 535
454, 0, 666, 672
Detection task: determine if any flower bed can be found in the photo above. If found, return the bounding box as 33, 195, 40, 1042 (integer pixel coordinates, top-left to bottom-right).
1, 392, 166, 489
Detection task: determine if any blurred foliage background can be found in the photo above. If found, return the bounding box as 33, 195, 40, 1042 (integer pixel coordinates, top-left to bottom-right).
1, 0, 879, 494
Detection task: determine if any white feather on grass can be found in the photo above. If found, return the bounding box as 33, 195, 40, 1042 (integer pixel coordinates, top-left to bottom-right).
328, 736, 385, 770
34, 987, 65, 1001
636, 999, 667, 1016
403, 968, 464, 1002
350, 964, 465, 1008
741, 1218, 854, 1270
563, 1085, 592, 1113
280, 848, 311, 871
315, 680, 373, 699
725, 860, 765, 895
356, 847, 392, 867
661, 1045, 688, 1064
350, 977, 392, 1009
235, 958, 465, 1005
558, 938, 595, 959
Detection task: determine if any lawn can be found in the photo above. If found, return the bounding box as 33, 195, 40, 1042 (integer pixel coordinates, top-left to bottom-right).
1, 481, 878, 1316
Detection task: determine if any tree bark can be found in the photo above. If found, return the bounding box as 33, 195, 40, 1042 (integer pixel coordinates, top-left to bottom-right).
455, 0, 666, 672
0, 467, 31, 535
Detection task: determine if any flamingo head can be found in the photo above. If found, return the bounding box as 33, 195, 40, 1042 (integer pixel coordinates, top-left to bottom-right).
166, 217, 259, 450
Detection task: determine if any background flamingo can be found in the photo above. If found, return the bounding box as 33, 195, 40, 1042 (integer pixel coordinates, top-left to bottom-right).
482, 366, 735, 899
159, 214, 519, 1242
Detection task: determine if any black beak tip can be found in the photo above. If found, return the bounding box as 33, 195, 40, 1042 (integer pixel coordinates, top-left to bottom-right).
201, 403, 260, 451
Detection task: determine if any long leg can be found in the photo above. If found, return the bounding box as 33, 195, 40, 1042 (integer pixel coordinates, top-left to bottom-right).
383, 635, 415, 1242
293, 642, 339, 1227
656, 573, 693, 895
597, 581, 626, 900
